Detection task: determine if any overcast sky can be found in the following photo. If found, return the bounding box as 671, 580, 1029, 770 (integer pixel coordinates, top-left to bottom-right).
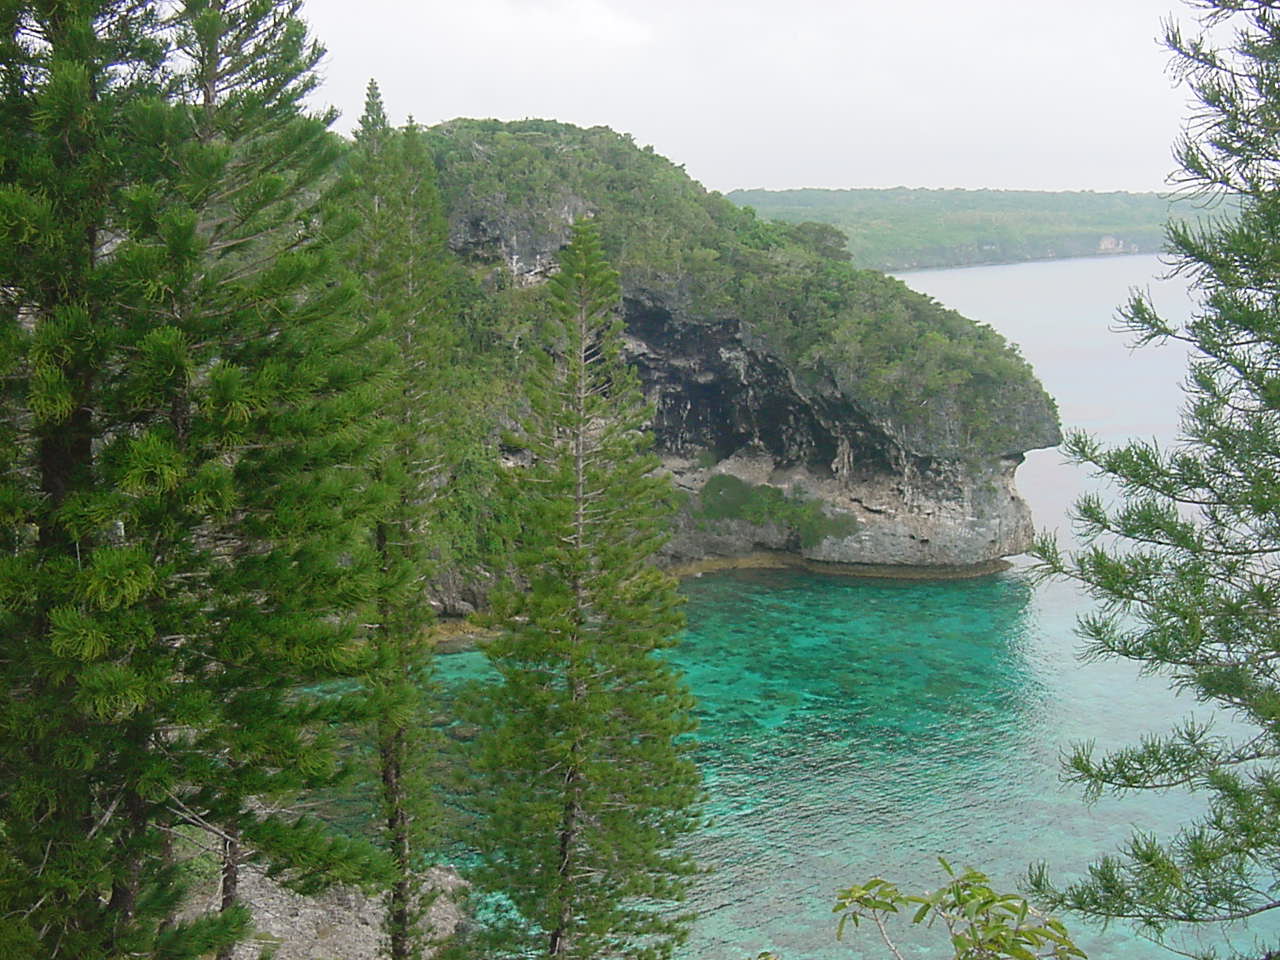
302, 0, 1196, 195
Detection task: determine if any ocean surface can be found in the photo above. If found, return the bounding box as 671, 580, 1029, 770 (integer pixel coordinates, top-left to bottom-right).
446, 255, 1269, 959
902, 254, 1195, 540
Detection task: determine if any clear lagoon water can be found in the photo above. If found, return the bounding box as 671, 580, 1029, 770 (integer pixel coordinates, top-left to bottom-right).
445, 255, 1269, 959
672, 567, 1207, 960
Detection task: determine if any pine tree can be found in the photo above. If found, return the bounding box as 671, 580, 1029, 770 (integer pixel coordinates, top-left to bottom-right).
463, 221, 702, 960
345, 79, 455, 960
1030, 2, 1280, 954
163, 2, 392, 949
0, 2, 387, 956
0, 4, 219, 955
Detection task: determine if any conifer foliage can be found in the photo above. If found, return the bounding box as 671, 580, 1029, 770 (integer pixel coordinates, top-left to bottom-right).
1031, 2, 1280, 953
464, 221, 702, 960
0, 2, 386, 956
345, 79, 453, 960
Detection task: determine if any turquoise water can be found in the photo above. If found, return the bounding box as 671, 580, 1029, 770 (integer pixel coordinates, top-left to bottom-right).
440, 565, 1227, 958
668, 566, 1218, 960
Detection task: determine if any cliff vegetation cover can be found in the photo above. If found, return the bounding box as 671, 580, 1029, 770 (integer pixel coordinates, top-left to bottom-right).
427, 119, 1057, 458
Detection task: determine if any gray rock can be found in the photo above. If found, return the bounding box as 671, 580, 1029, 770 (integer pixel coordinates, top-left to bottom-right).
623, 293, 1054, 569
221, 864, 467, 960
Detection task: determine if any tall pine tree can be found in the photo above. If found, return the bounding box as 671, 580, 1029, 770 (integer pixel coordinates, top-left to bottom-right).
0, 2, 387, 956
162, 1, 391, 949
0, 4, 189, 955
345, 79, 453, 960
463, 221, 702, 960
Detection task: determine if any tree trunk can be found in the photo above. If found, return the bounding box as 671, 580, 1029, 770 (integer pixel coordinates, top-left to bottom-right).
107, 789, 146, 949
381, 723, 413, 960
215, 831, 241, 960
547, 763, 581, 959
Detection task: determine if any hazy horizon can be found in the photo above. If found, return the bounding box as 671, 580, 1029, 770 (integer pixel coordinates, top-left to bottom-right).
725, 184, 1173, 196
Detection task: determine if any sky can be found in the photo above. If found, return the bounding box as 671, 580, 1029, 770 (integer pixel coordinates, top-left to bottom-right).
302, 0, 1197, 195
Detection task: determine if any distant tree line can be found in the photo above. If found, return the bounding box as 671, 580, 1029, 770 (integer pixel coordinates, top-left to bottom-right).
726, 186, 1190, 271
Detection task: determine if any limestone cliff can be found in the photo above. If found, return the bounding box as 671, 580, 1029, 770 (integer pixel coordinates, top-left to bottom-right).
622, 296, 1050, 568
425, 119, 1061, 571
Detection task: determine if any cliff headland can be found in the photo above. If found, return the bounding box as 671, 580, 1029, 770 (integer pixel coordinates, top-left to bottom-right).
426, 120, 1062, 571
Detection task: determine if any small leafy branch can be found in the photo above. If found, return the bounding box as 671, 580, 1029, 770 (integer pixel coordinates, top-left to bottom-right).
829, 860, 1086, 960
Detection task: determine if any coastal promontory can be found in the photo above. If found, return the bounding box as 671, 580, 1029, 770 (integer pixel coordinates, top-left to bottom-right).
425, 119, 1062, 570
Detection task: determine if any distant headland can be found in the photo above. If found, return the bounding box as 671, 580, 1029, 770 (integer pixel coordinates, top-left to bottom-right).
724, 186, 1230, 272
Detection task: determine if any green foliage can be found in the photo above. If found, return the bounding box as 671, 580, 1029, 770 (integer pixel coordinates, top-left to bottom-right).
698, 474, 857, 549
0, 3, 388, 956
829, 861, 1085, 960
460, 222, 702, 960
698, 473, 758, 519
728, 187, 1183, 272
1028, 4, 1280, 955
695, 449, 721, 469
343, 79, 454, 960
424, 120, 1058, 460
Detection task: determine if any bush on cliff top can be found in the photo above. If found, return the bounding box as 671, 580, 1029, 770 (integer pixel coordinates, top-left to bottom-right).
699, 474, 858, 549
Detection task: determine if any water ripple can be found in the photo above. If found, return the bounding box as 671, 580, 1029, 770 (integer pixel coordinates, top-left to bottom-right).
671, 568, 1207, 960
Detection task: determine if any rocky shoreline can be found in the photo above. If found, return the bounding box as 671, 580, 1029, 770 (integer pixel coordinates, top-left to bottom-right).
657, 446, 1038, 571
666, 550, 1011, 581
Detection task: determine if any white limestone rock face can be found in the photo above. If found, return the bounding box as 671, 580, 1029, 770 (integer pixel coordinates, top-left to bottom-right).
795, 458, 1034, 567
662, 448, 1037, 570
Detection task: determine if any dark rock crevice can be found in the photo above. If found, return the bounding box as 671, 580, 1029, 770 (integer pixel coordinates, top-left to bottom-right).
622, 295, 894, 481
619, 288, 1048, 569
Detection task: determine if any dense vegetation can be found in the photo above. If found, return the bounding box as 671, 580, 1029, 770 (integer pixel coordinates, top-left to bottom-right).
426, 120, 1056, 459
726, 187, 1176, 271
0, 3, 393, 956
698, 474, 858, 549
